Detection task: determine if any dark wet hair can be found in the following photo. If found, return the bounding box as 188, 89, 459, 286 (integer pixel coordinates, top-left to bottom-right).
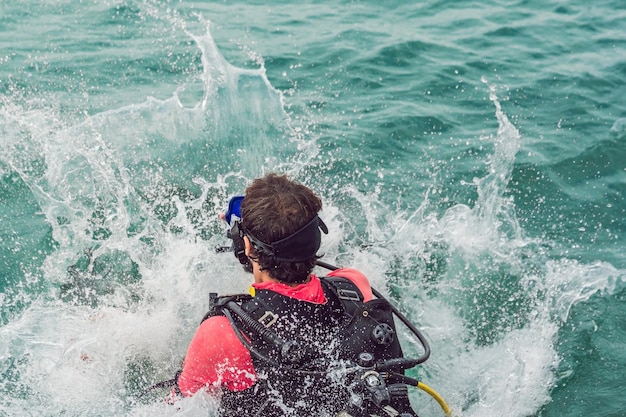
241, 173, 322, 283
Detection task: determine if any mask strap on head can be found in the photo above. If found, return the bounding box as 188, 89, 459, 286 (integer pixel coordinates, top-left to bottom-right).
224, 195, 328, 262
246, 215, 328, 262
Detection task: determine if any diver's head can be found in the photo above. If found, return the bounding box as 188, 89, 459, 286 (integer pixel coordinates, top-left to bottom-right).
239, 173, 327, 284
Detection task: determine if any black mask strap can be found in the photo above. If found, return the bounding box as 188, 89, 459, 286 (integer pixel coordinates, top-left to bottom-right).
246, 216, 328, 262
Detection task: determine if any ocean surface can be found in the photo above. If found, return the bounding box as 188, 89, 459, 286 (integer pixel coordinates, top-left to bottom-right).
1, 1, 625, 416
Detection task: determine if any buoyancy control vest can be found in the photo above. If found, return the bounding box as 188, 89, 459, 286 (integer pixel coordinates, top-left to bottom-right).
202, 277, 419, 417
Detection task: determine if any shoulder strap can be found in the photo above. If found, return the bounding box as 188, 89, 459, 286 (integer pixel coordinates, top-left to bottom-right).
321, 276, 364, 317
239, 290, 283, 328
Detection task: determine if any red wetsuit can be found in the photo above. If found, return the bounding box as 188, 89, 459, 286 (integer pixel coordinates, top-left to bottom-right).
177, 268, 373, 396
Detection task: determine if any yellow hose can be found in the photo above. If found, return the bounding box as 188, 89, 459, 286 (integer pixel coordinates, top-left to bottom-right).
416, 381, 452, 416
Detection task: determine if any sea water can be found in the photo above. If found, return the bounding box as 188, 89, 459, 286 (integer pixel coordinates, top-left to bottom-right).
1, 1, 625, 416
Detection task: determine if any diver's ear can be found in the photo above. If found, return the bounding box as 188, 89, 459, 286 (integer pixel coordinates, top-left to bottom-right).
243, 236, 252, 256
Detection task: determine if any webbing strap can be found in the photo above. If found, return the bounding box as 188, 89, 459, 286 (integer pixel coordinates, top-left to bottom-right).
321, 276, 364, 318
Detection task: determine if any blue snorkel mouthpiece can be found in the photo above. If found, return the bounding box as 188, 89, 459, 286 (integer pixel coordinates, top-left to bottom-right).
225, 195, 244, 226
223, 195, 251, 270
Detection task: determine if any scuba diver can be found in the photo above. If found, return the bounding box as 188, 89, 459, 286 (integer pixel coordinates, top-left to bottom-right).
164, 173, 450, 417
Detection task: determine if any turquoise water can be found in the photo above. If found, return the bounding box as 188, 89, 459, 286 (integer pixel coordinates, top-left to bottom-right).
1, 1, 625, 416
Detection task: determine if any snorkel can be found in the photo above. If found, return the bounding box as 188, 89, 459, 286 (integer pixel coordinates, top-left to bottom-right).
222, 196, 251, 271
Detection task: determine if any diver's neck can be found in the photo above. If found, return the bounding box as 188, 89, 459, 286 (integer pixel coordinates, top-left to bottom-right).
253, 266, 273, 284
252, 262, 308, 287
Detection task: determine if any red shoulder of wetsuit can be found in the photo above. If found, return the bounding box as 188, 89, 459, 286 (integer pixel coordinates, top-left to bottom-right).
176, 269, 373, 397
327, 267, 373, 302
177, 315, 256, 395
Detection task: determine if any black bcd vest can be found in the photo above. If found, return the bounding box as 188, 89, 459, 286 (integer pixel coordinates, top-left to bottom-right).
201, 277, 418, 417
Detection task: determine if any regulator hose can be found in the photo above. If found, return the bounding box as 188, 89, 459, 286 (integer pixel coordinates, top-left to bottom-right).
389, 372, 452, 417
417, 381, 452, 416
